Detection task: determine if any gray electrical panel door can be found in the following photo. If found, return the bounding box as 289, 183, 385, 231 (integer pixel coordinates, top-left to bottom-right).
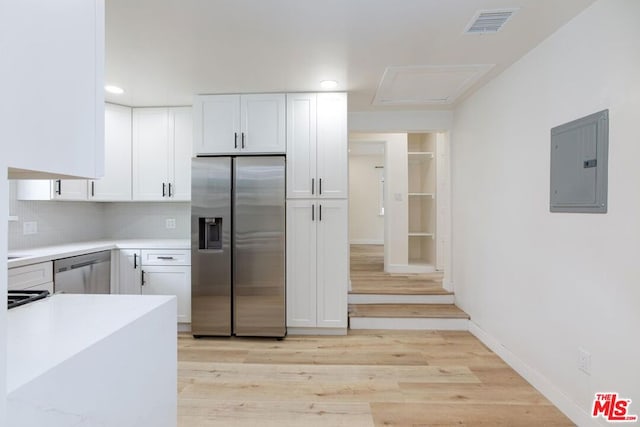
550, 110, 608, 213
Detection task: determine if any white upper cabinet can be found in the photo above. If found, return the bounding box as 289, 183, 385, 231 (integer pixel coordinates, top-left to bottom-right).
16, 179, 88, 201
89, 104, 132, 201
193, 94, 285, 155
132, 107, 192, 201
3, 0, 104, 179
171, 107, 193, 201
286, 93, 347, 199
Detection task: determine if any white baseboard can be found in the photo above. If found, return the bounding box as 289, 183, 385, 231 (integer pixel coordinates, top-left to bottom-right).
349, 239, 384, 245
287, 327, 348, 336
177, 323, 191, 333
348, 294, 454, 304
386, 264, 436, 274
350, 317, 468, 331
468, 321, 597, 427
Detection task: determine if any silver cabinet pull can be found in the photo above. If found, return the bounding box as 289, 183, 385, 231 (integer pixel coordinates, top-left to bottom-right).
168, 183, 172, 197
133, 253, 137, 269
162, 182, 166, 197
141, 270, 145, 286
311, 204, 315, 221
91, 181, 95, 197
241, 132, 245, 149
234, 132, 238, 149
319, 178, 322, 195
157, 256, 175, 260
311, 178, 314, 195
319, 204, 322, 221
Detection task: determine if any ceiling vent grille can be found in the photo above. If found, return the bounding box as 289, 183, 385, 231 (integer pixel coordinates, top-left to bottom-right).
464, 9, 518, 34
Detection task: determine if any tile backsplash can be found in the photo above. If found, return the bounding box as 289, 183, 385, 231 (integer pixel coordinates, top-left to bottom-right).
8, 181, 106, 249
8, 181, 191, 250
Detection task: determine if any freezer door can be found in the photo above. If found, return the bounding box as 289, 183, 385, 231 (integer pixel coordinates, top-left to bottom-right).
233, 156, 286, 337
191, 157, 232, 336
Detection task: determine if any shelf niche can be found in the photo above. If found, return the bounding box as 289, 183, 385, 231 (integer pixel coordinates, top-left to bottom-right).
407, 133, 436, 268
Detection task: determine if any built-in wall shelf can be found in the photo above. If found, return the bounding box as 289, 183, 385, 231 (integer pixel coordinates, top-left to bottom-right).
407, 133, 437, 268
408, 232, 434, 237
407, 152, 434, 157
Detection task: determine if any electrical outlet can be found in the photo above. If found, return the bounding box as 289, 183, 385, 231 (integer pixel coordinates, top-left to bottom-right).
578, 347, 591, 375
23, 221, 38, 235
165, 218, 176, 229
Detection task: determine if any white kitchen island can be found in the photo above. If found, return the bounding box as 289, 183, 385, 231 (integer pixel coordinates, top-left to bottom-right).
7, 294, 177, 427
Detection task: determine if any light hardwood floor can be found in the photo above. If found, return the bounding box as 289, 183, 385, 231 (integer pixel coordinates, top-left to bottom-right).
178, 330, 574, 426
350, 245, 450, 295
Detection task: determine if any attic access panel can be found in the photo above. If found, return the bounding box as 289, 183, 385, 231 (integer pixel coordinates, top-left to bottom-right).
550, 110, 608, 213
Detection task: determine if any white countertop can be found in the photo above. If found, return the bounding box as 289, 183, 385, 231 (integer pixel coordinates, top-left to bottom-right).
6, 293, 175, 394
8, 239, 190, 268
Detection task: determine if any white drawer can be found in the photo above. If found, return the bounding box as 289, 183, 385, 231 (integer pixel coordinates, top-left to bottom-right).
8, 261, 53, 291
140, 249, 190, 266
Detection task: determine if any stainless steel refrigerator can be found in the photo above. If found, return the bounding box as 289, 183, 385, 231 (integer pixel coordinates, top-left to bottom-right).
191, 156, 286, 337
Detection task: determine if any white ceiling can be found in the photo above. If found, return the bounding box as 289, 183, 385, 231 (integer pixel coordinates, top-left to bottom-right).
105, 0, 595, 111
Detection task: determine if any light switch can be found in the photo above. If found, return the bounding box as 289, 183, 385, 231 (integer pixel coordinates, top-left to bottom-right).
23, 221, 38, 235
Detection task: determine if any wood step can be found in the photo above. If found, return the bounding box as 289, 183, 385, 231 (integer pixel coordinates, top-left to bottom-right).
350, 281, 451, 296
348, 304, 469, 331
349, 304, 469, 319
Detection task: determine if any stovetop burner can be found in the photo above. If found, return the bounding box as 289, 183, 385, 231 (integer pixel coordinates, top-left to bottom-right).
8, 290, 50, 309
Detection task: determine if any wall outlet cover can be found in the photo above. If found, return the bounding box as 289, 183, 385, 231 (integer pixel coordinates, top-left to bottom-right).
23, 221, 38, 235
578, 347, 591, 375
165, 218, 176, 229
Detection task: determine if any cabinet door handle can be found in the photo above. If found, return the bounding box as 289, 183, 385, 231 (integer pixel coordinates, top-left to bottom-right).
311, 204, 315, 221
311, 178, 315, 195
133, 253, 138, 269
241, 132, 245, 149
319, 178, 322, 195
141, 270, 145, 286
55, 180, 62, 195
319, 204, 322, 222
162, 182, 166, 197
157, 256, 175, 260
234, 132, 238, 149
168, 183, 172, 197
91, 181, 95, 197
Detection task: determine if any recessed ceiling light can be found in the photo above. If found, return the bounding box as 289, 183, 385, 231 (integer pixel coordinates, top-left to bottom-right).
320, 80, 338, 90
105, 85, 125, 95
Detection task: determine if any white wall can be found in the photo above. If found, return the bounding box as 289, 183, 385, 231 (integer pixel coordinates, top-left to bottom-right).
451, 0, 640, 425
349, 154, 384, 244
349, 111, 453, 133
0, 168, 8, 425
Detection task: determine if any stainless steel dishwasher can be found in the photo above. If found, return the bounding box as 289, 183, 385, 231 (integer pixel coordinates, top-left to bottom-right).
54, 250, 111, 294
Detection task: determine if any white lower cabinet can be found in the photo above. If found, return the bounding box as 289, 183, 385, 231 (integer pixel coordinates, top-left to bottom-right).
141, 265, 191, 324
8, 261, 54, 293
286, 199, 348, 329
117, 248, 191, 324
117, 249, 142, 295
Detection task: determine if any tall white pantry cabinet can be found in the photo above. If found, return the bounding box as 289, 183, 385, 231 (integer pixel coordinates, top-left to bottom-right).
285, 93, 349, 334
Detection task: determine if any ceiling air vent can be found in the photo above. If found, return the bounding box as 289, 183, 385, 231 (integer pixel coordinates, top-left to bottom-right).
464, 9, 518, 34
